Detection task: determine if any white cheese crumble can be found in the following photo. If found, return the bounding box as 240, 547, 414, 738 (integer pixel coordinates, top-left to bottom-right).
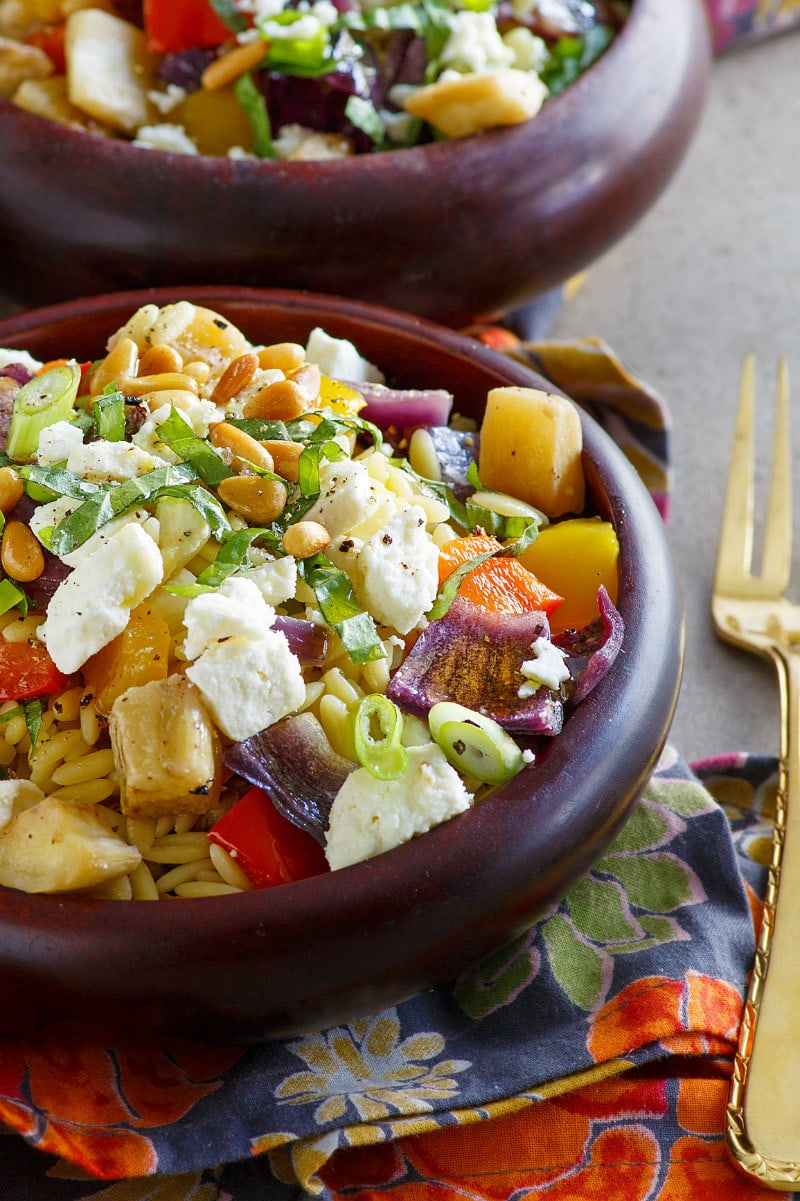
440, 11, 516, 74
518, 636, 571, 697
39, 522, 164, 674
355, 505, 440, 635
325, 743, 472, 870
36, 420, 84, 466
133, 124, 199, 155
305, 327, 383, 384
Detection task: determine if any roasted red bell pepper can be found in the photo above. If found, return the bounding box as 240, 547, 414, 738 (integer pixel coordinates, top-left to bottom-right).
26, 24, 66, 74
208, 785, 329, 889
143, 0, 232, 54
0, 641, 73, 702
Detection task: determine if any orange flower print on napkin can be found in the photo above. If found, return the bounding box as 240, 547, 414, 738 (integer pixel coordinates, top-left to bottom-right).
587, 972, 742, 1064
0, 1037, 244, 1180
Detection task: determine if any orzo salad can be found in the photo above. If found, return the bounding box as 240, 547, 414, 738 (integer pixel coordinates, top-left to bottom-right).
0, 300, 622, 899
1, 0, 631, 159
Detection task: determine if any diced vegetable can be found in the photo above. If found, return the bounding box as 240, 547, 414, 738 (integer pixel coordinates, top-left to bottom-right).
402, 69, 548, 139
109, 675, 222, 818
65, 8, 158, 134
478, 387, 585, 518
438, 534, 563, 616
520, 518, 620, 633
82, 604, 172, 716
208, 785, 329, 888
0, 796, 141, 894
144, 0, 235, 54
0, 639, 73, 701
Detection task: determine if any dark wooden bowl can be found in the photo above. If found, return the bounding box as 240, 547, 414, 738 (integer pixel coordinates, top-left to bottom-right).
0, 287, 684, 1044
0, 0, 710, 325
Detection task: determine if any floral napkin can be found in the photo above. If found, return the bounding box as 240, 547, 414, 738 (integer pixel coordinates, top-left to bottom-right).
0, 333, 793, 1201
704, 0, 800, 55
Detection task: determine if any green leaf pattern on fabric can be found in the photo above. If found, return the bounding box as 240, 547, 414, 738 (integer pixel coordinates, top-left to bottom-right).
452, 931, 542, 1019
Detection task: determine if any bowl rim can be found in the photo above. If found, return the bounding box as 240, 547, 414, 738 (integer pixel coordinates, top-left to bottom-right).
0, 0, 655, 176
0, 286, 684, 1039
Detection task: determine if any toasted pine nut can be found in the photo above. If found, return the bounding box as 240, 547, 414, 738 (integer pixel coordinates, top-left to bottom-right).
90, 336, 138, 394
264, 439, 304, 482
139, 343, 184, 375
123, 372, 199, 396
257, 342, 306, 373
291, 362, 321, 403
201, 39, 268, 90
144, 388, 206, 412
217, 475, 288, 524
209, 422, 274, 472
183, 360, 212, 386
0, 466, 23, 514
1, 519, 44, 582
282, 520, 330, 559
210, 352, 259, 406
242, 379, 311, 421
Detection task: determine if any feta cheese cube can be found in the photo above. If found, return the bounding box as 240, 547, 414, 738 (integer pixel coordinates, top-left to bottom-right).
355, 505, 440, 634
182, 575, 276, 661
39, 522, 164, 674
66, 439, 165, 482
36, 419, 84, 466
325, 743, 472, 870
186, 630, 305, 741
305, 458, 394, 543
305, 327, 383, 384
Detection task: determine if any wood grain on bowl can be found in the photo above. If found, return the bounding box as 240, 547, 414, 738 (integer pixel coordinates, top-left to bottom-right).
0, 287, 684, 1044
0, 0, 710, 324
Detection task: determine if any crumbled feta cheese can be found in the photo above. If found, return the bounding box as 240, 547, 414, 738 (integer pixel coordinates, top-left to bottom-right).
66, 439, 166, 483
186, 630, 305, 741
147, 84, 188, 115
518, 636, 570, 696
0, 348, 42, 374
356, 505, 439, 634
132, 395, 221, 457
39, 522, 164, 674
36, 420, 84, 466
243, 556, 298, 606
305, 458, 394, 543
134, 124, 199, 155
260, 13, 323, 40
305, 327, 383, 384
60, 510, 159, 569
325, 743, 472, 870
182, 576, 276, 661
440, 11, 516, 74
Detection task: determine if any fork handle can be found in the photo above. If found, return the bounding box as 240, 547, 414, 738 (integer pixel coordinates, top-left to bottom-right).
727, 648, 800, 1186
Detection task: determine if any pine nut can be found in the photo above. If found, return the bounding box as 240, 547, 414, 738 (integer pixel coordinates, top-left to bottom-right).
282, 520, 330, 559
201, 39, 268, 90
210, 352, 259, 406
242, 378, 311, 421
123, 372, 199, 396
264, 439, 304, 482
0, 466, 23, 514
217, 475, 288, 524
139, 344, 184, 375
89, 336, 138, 394
291, 362, 321, 403
183, 360, 212, 386
209, 422, 274, 472
145, 388, 208, 412
1, 519, 44, 582
257, 342, 306, 373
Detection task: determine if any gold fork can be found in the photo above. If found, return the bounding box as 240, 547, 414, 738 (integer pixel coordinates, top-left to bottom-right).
713, 354, 800, 1188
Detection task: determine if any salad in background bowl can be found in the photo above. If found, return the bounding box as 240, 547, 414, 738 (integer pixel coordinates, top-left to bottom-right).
0, 287, 681, 1044
0, 0, 710, 322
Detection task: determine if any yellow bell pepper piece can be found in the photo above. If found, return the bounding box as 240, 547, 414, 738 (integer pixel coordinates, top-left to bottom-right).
318, 375, 366, 416
519, 518, 619, 634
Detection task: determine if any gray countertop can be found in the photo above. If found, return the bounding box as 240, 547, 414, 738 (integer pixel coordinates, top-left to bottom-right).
549, 31, 800, 763
2, 32, 797, 764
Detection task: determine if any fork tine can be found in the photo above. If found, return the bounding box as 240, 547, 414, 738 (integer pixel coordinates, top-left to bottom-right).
714, 355, 792, 598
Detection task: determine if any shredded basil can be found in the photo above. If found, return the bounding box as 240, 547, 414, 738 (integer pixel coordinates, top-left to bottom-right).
297, 440, 348, 497
540, 25, 614, 95
345, 95, 385, 146
24, 698, 43, 753
156, 407, 234, 486
209, 0, 247, 32
227, 418, 289, 442
93, 386, 126, 442
17, 463, 101, 502
299, 555, 384, 663
195, 527, 275, 588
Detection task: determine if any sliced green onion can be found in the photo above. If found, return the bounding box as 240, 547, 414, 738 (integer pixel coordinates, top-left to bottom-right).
6, 362, 81, 462
428, 702, 524, 786
93, 386, 126, 442
0, 578, 28, 618
235, 71, 274, 159
298, 555, 384, 663
353, 694, 409, 781
156, 406, 234, 487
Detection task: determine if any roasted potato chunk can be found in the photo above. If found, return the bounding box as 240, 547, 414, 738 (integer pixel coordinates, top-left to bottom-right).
109, 675, 222, 819
0, 796, 141, 894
